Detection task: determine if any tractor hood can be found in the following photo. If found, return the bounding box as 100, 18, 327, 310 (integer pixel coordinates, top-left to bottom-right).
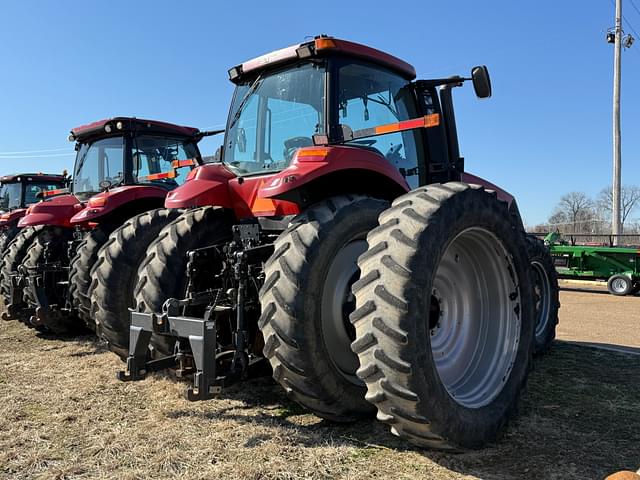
70, 185, 170, 224
0, 208, 26, 227
18, 193, 83, 228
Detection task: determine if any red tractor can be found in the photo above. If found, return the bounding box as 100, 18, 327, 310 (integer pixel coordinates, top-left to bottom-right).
0, 173, 68, 254
110, 37, 558, 449
1, 117, 219, 333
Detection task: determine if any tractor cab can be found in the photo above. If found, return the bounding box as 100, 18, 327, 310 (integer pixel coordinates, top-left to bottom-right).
0, 173, 67, 213
69, 117, 205, 202
220, 36, 491, 198
0, 173, 68, 233
19, 117, 214, 229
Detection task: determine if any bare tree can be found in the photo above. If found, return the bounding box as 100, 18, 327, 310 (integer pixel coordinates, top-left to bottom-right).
548, 192, 596, 233
597, 185, 640, 231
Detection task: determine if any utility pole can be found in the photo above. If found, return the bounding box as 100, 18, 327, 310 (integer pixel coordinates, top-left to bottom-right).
612, 0, 623, 243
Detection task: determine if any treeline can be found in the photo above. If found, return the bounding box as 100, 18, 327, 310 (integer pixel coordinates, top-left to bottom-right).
529, 185, 640, 235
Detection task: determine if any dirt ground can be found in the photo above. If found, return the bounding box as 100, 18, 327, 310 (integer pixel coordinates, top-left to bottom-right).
557, 281, 640, 352
0, 289, 639, 480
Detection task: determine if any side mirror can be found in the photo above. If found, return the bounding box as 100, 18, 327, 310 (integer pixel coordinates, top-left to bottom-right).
471, 66, 492, 98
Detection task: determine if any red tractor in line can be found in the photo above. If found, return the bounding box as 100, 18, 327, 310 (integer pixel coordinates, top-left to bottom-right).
104, 36, 560, 450
1, 117, 219, 334
0, 173, 68, 254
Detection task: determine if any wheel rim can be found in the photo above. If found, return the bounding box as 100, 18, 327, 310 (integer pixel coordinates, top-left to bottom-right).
531, 260, 552, 340
321, 238, 367, 384
429, 227, 521, 409
611, 277, 629, 293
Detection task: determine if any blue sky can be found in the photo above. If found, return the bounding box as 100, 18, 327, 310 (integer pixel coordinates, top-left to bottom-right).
0, 0, 638, 225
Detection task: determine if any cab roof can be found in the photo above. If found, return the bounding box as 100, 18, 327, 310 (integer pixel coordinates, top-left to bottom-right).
229, 36, 416, 83
0, 173, 67, 184
69, 117, 201, 143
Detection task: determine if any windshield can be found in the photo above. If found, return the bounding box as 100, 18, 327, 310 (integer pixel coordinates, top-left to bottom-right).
0, 183, 22, 211
133, 136, 199, 187
73, 136, 125, 200
223, 62, 326, 176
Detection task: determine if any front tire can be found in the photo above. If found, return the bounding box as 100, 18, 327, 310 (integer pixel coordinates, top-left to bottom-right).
351, 183, 535, 449
259, 195, 388, 422
90, 208, 181, 359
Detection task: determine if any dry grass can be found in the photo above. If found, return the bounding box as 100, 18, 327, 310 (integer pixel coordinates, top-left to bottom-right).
0, 320, 638, 480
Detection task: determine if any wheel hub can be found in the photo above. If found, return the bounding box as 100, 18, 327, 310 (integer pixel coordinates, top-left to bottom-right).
531, 260, 552, 339
429, 228, 521, 409
321, 239, 368, 384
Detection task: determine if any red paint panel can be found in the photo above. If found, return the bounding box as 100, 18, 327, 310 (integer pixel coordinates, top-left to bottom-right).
259, 145, 410, 200
461, 172, 514, 206
18, 193, 82, 228
0, 208, 26, 227
70, 185, 168, 225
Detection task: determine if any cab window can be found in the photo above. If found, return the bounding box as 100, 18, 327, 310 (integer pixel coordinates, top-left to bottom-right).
24, 182, 63, 205
337, 63, 420, 189
133, 136, 198, 187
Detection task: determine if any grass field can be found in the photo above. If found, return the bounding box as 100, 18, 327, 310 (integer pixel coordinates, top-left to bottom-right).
0, 318, 639, 480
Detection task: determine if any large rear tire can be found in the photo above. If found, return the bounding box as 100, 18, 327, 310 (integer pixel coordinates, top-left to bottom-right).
259, 195, 388, 422
69, 224, 116, 330
0, 226, 42, 319
526, 235, 560, 355
133, 207, 231, 356
0, 225, 19, 256
21, 226, 80, 333
90, 208, 181, 359
351, 183, 535, 450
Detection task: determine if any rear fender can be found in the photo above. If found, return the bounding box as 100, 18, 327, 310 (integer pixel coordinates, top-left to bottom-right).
0, 208, 26, 227
18, 194, 82, 228
164, 164, 235, 210
70, 185, 168, 225
462, 172, 524, 230
258, 146, 410, 206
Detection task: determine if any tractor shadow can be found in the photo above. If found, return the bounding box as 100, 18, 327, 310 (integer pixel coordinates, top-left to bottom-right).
166, 342, 640, 479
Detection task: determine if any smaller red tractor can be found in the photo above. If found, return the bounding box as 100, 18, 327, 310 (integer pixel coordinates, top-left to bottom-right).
0, 173, 68, 255
0, 117, 219, 333
111, 37, 559, 450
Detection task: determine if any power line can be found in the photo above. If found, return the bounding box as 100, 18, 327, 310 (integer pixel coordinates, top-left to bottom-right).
610, 0, 640, 40
629, 0, 640, 18
0, 153, 75, 159
0, 147, 70, 156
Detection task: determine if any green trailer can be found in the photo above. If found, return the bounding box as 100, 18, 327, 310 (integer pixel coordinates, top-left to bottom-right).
545, 232, 640, 295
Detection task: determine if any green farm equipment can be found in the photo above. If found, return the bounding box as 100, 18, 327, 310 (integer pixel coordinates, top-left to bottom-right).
545, 232, 640, 295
